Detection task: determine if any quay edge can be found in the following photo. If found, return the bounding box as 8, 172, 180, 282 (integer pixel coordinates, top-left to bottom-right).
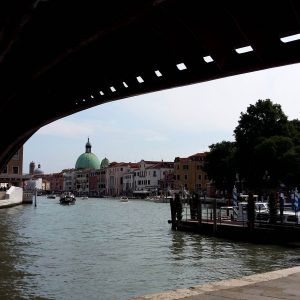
128, 266, 300, 300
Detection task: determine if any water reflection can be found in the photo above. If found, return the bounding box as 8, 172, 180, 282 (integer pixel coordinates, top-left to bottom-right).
170, 231, 186, 258
0, 198, 299, 300
0, 207, 31, 299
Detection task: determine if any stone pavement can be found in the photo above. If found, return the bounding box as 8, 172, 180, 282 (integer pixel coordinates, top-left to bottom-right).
129, 266, 300, 300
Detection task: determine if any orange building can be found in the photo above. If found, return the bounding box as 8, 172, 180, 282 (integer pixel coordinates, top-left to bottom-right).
173, 153, 209, 195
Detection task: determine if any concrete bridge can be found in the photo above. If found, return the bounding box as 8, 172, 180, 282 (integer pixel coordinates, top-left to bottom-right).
1, 1, 300, 168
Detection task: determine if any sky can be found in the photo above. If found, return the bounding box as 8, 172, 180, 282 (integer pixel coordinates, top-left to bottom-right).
23, 63, 300, 174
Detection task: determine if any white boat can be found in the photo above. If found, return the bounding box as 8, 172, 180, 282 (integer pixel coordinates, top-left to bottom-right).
81, 196, 88, 200
120, 196, 129, 202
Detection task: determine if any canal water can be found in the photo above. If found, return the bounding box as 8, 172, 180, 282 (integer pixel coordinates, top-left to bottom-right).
0, 197, 299, 300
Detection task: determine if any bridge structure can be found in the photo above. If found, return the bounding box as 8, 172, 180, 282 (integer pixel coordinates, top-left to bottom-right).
1, 0, 300, 168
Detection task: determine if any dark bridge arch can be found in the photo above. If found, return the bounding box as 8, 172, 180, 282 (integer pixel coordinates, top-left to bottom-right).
1, 0, 300, 168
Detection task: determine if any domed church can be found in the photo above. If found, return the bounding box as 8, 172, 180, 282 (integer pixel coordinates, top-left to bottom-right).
100, 157, 109, 169
75, 138, 100, 169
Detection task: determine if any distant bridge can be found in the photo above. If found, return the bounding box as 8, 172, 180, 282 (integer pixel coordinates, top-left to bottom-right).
1, 1, 300, 168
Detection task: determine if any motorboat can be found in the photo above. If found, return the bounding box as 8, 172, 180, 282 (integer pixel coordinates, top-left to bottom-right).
81, 196, 88, 200
120, 196, 129, 202
60, 192, 76, 205
47, 194, 56, 199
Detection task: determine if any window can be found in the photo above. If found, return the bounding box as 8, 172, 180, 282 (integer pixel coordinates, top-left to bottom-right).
198, 175, 202, 180
153, 171, 157, 177
12, 166, 19, 174
1, 165, 7, 174
183, 165, 188, 170
184, 175, 188, 180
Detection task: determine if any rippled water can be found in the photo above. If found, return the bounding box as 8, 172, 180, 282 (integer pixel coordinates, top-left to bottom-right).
0, 197, 299, 300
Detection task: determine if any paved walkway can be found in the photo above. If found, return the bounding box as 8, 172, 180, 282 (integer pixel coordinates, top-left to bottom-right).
129, 266, 300, 300
0, 197, 23, 208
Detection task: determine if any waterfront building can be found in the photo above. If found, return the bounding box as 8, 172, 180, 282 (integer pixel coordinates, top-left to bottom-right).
26, 164, 61, 193
44, 172, 64, 192
134, 160, 174, 195
63, 169, 76, 192
89, 170, 101, 197
99, 158, 109, 196
122, 164, 140, 196
0, 147, 24, 187
75, 169, 90, 196
159, 172, 175, 195
173, 153, 209, 195
106, 162, 139, 196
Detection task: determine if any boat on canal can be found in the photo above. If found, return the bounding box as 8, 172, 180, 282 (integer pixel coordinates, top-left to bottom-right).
120, 196, 129, 202
60, 192, 76, 205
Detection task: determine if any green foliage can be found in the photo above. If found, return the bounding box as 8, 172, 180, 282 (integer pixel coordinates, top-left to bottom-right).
253, 136, 294, 188
204, 99, 300, 191
202, 141, 236, 191
234, 99, 289, 148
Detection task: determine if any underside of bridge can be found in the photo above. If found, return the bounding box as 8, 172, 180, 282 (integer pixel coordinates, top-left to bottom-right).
1, 0, 300, 169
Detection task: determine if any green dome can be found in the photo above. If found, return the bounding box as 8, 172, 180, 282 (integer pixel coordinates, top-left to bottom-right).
100, 157, 109, 169
75, 138, 100, 169
75, 152, 100, 169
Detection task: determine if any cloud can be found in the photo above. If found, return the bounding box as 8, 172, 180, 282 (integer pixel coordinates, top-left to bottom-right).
36, 118, 125, 138
37, 119, 94, 137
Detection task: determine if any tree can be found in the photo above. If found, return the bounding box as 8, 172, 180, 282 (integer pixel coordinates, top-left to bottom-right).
234, 99, 289, 148
202, 141, 237, 192
204, 99, 300, 192
253, 136, 294, 188
234, 99, 290, 189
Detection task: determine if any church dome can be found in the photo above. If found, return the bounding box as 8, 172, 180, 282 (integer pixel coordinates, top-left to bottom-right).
100, 157, 109, 169
75, 138, 100, 169
34, 164, 44, 175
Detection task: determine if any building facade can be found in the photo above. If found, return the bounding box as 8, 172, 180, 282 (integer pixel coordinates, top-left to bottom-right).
0, 147, 24, 187
174, 153, 209, 195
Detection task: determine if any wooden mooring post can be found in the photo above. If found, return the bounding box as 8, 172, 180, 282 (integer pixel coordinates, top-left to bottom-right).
170, 198, 176, 230
213, 198, 217, 233
197, 193, 202, 225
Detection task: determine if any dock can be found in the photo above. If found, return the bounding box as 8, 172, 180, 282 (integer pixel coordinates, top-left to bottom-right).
129, 266, 300, 300
168, 196, 300, 246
